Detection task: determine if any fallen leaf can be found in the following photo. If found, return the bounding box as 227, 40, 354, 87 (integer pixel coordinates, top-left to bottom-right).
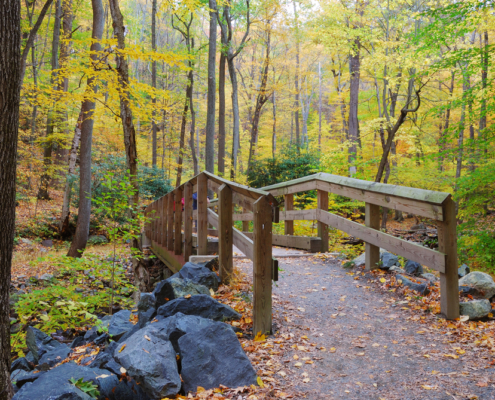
144, 335, 151, 341
119, 344, 126, 353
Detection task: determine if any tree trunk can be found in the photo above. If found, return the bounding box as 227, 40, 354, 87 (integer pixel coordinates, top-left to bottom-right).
108, 0, 139, 208
348, 38, 360, 177
218, 49, 226, 175
272, 75, 276, 158
67, 0, 104, 257
176, 71, 193, 187
19, 0, 54, 85
37, 0, 62, 200
227, 58, 240, 180
293, 0, 300, 152
205, 0, 217, 173
479, 30, 488, 156
318, 61, 322, 149
247, 29, 271, 171
0, 1, 21, 398
189, 91, 199, 175
151, 0, 158, 167
439, 70, 455, 172
59, 110, 82, 233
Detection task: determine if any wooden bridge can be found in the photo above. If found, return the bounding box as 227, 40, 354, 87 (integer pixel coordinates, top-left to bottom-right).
144, 171, 459, 336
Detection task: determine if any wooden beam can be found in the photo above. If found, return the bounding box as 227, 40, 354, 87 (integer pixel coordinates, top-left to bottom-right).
157, 197, 163, 246
365, 203, 380, 271
218, 184, 233, 284
233, 212, 254, 221
316, 209, 446, 272
315, 180, 443, 221
266, 180, 317, 197
174, 188, 183, 255
438, 197, 460, 319
242, 207, 250, 232
167, 193, 174, 251
232, 192, 254, 211
279, 209, 317, 221
197, 173, 208, 255
243, 232, 322, 252
317, 190, 329, 253
253, 196, 273, 335
284, 194, 294, 236
150, 241, 182, 274
184, 182, 193, 263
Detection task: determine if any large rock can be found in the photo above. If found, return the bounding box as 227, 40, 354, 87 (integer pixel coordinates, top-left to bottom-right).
114, 324, 181, 398
11, 357, 33, 373
138, 308, 156, 329
12, 362, 113, 400
150, 312, 229, 353
396, 274, 430, 295
153, 276, 210, 308
404, 260, 423, 276
380, 252, 399, 270
460, 299, 492, 320
38, 344, 70, 367
459, 271, 495, 299
179, 262, 219, 291
26, 327, 67, 363
138, 293, 156, 312
11, 370, 45, 388
108, 310, 135, 341
157, 294, 241, 321
421, 273, 439, 283
179, 323, 257, 393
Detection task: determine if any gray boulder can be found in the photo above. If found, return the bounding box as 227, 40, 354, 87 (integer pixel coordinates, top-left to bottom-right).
11, 357, 33, 373
70, 336, 86, 349
179, 323, 257, 393
108, 310, 135, 341
38, 344, 70, 367
138, 308, 156, 329
157, 294, 241, 321
11, 370, 45, 388
179, 262, 220, 291
396, 274, 430, 295
460, 299, 492, 320
114, 324, 181, 399
459, 271, 495, 299
404, 260, 423, 276
458, 264, 470, 278
389, 266, 405, 274
421, 273, 439, 283
26, 327, 66, 363
380, 252, 399, 269
153, 276, 210, 308
12, 362, 113, 400
138, 293, 156, 312
39, 273, 54, 282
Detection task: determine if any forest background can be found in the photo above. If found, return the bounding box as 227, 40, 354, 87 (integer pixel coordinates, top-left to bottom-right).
15, 0, 495, 271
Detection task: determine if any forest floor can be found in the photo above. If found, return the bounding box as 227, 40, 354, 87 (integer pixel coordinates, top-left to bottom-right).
235, 256, 495, 400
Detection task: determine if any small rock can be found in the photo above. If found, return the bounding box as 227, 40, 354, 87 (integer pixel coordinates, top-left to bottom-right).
37, 345, 71, 367
459, 271, 495, 299
39, 273, 54, 282
11, 358, 33, 373
179, 323, 257, 393
108, 310, 135, 341
137, 293, 156, 312
404, 260, 424, 276
114, 325, 181, 398
20, 238, 32, 245
94, 333, 110, 346
458, 264, 471, 278
389, 266, 405, 274
460, 299, 492, 320
70, 336, 86, 349
421, 273, 439, 283
84, 327, 98, 342
153, 276, 210, 308
138, 308, 156, 329
74, 287, 84, 293
380, 252, 399, 270
202, 257, 219, 272
396, 274, 430, 295
157, 294, 241, 321
40, 239, 53, 248
410, 223, 426, 231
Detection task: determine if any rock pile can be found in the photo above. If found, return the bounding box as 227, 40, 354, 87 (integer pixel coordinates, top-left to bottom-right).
11, 261, 257, 400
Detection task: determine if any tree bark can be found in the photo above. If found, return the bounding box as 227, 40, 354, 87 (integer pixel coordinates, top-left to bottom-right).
67, 0, 104, 257
439, 70, 455, 172
479, 30, 488, 156
205, 0, 217, 173
0, 1, 21, 398
151, 0, 158, 167
218, 45, 226, 175
108, 0, 139, 207
293, 0, 300, 152
318, 61, 322, 149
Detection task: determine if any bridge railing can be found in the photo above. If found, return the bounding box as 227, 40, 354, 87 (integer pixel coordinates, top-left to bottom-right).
144, 171, 278, 335
236, 173, 459, 320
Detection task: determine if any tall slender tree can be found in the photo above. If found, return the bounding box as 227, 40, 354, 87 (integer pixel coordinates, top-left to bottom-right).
205, 0, 217, 174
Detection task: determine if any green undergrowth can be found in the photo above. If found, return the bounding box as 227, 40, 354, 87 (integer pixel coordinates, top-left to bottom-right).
11, 252, 135, 358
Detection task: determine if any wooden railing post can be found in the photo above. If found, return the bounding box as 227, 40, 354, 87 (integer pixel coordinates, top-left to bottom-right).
167, 193, 174, 251
157, 197, 163, 246
218, 184, 233, 284
253, 196, 273, 335
145, 205, 150, 239
317, 190, 329, 253
365, 203, 380, 271
184, 182, 193, 262
161, 195, 168, 247
284, 194, 294, 235
242, 207, 250, 232
174, 187, 183, 255
197, 173, 208, 255
152, 201, 157, 243
438, 196, 460, 319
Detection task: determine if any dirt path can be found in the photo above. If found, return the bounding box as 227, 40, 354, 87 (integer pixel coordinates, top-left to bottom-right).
245, 255, 495, 400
